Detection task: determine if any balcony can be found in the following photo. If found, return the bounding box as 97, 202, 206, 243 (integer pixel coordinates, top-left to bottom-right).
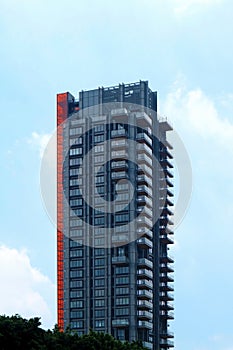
137, 174, 152, 187
137, 196, 153, 208
160, 338, 174, 348
137, 279, 153, 289
138, 258, 153, 269
160, 310, 174, 320
136, 133, 153, 147
142, 341, 153, 350
137, 216, 153, 229
160, 302, 174, 311
137, 237, 153, 249
112, 318, 129, 327
160, 235, 174, 245
111, 129, 127, 138
111, 171, 128, 180
137, 206, 153, 219
138, 320, 153, 330
111, 108, 128, 117
111, 160, 128, 170
137, 227, 153, 239
112, 256, 128, 264
112, 234, 129, 245
160, 254, 174, 264
160, 283, 174, 292
138, 310, 153, 320
137, 143, 152, 156
137, 185, 152, 197
111, 139, 128, 148
136, 111, 152, 126
111, 150, 128, 158
159, 292, 174, 301
160, 263, 174, 273
160, 158, 173, 169
138, 163, 153, 177
137, 289, 153, 299
137, 300, 153, 310
160, 331, 174, 339
160, 273, 174, 283
137, 269, 153, 279
137, 153, 152, 167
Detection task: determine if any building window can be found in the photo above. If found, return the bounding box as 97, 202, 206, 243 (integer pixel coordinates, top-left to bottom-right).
70, 320, 83, 329
117, 329, 125, 341
70, 290, 83, 298
70, 310, 83, 318
95, 320, 105, 328
96, 175, 105, 184
70, 300, 83, 308
95, 186, 105, 194
69, 240, 82, 248
115, 266, 129, 274
69, 148, 83, 156
94, 258, 105, 266
94, 289, 105, 297
94, 155, 104, 163
94, 125, 104, 132
70, 168, 81, 176
94, 145, 104, 153
115, 213, 129, 223
94, 134, 104, 143
116, 277, 129, 285
116, 298, 129, 306
70, 280, 83, 288
70, 208, 83, 217
70, 137, 83, 146
94, 248, 105, 256
70, 270, 83, 278
94, 269, 105, 277
94, 279, 105, 286
70, 189, 82, 196
70, 127, 83, 136
70, 229, 83, 238
69, 249, 83, 258
70, 198, 83, 207
70, 178, 82, 186
95, 309, 105, 317
115, 308, 129, 316
95, 299, 105, 307
94, 237, 105, 246
94, 217, 105, 226
70, 219, 83, 227
116, 287, 129, 295
70, 158, 83, 166
70, 260, 83, 268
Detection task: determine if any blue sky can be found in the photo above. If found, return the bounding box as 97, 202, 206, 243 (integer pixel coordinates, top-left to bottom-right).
1, 0, 233, 349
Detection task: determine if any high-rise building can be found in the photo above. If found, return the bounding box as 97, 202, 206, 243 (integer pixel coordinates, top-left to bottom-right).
57, 81, 174, 349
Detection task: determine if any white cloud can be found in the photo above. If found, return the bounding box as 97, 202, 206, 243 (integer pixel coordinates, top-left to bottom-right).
162, 78, 233, 154
173, 0, 223, 15
28, 132, 52, 158
0, 245, 55, 329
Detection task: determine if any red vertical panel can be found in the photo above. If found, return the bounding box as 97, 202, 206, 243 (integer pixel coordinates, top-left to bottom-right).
57, 93, 68, 331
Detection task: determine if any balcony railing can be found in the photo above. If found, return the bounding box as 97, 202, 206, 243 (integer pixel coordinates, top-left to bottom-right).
111, 129, 127, 138
138, 258, 153, 269
142, 341, 153, 350
137, 279, 153, 289
137, 300, 153, 309
136, 133, 153, 146
137, 268, 153, 279
137, 289, 153, 299
112, 256, 128, 264
137, 237, 153, 249
138, 320, 153, 329
138, 310, 153, 320
112, 318, 129, 327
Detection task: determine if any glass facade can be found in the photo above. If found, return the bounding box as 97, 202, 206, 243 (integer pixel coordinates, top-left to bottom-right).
57, 81, 174, 349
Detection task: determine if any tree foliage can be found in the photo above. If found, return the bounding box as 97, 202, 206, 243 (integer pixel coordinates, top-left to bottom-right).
0, 315, 146, 350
